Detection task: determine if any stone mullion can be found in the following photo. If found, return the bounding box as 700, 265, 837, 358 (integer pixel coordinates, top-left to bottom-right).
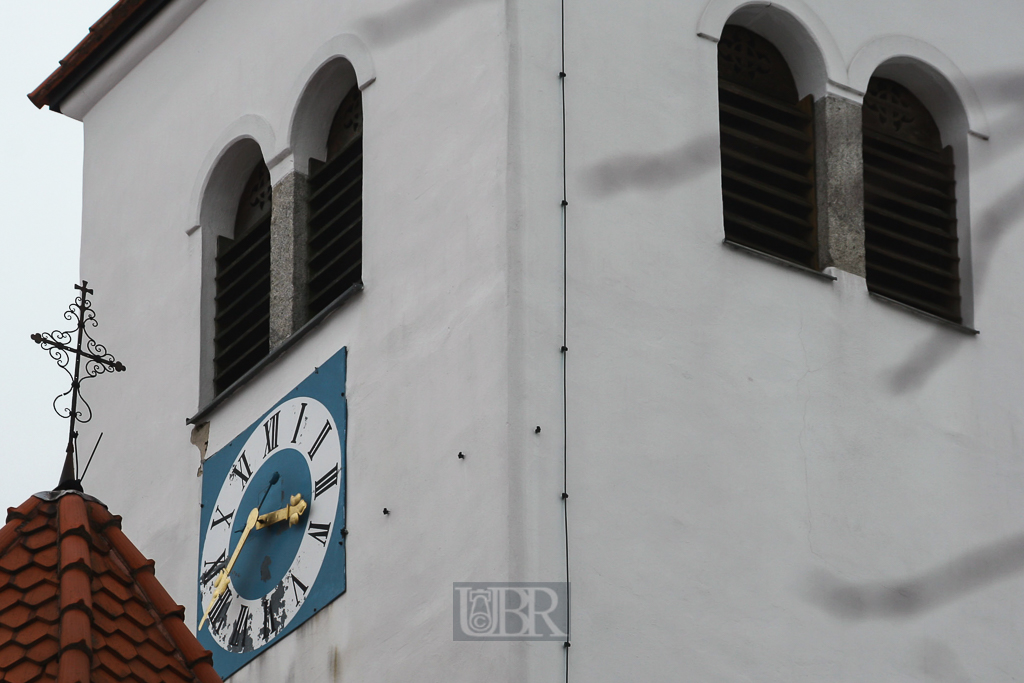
815, 95, 865, 276
269, 171, 310, 348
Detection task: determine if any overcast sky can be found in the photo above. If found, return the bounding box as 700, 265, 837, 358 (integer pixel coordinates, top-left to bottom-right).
0, 1, 116, 507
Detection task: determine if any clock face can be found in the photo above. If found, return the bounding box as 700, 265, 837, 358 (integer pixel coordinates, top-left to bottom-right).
199, 397, 341, 651
198, 349, 347, 677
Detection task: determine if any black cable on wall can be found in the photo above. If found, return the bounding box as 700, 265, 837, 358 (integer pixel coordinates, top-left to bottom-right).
558, 0, 571, 679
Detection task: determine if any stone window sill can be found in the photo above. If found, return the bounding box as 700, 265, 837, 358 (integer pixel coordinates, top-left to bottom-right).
187, 282, 363, 425
869, 292, 979, 336
723, 239, 837, 282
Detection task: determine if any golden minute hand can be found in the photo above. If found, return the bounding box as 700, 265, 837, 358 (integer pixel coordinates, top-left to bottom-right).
256, 494, 308, 529
199, 507, 259, 630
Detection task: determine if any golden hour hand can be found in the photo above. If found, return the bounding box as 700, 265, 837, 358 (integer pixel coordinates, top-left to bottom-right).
256, 494, 308, 529
199, 507, 259, 631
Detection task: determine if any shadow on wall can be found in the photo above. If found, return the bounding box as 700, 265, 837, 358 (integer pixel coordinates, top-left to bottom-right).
579, 134, 719, 197
804, 531, 1024, 619
888, 171, 1024, 392
358, 0, 496, 47
887, 334, 962, 394
573, 67, 1024, 393
885, 71, 1024, 393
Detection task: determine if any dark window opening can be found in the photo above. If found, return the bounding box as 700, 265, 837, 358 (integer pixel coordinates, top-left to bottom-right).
307, 85, 363, 319
718, 25, 817, 269
213, 162, 271, 394
863, 77, 961, 323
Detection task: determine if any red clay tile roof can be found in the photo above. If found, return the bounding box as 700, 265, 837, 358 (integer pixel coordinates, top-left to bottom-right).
0, 491, 222, 683
28, 0, 173, 111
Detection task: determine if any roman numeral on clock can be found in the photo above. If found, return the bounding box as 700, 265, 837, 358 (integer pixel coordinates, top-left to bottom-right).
211, 506, 234, 528
307, 522, 331, 546
209, 590, 232, 634
314, 465, 339, 499
307, 421, 333, 460
230, 452, 252, 486
264, 411, 280, 456
261, 596, 280, 637
290, 574, 309, 602
229, 605, 251, 648
291, 402, 307, 444
201, 550, 226, 585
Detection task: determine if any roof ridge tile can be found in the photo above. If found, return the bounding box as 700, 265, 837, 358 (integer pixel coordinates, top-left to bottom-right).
6, 497, 41, 524
104, 525, 220, 683
106, 528, 187, 620
0, 519, 23, 557
56, 496, 94, 683
86, 502, 119, 531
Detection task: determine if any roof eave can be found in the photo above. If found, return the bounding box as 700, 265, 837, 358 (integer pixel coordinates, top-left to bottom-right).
28, 0, 175, 112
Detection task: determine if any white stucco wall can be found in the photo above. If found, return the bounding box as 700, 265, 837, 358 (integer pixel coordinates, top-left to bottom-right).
75, 0, 515, 681
509, 0, 1024, 680
65, 0, 1024, 680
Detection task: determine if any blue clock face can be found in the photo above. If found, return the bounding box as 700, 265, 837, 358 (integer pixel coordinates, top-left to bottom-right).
198, 350, 347, 677
229, 448, 312, 600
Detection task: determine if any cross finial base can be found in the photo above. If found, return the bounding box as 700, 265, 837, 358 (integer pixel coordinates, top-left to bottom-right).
55, 439, 82, 492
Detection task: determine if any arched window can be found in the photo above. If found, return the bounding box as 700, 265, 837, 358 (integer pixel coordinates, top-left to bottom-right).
213, 160, 272, 394
862, 77, 960, 323
718, 25, 817, 269
307, 85, 363, 318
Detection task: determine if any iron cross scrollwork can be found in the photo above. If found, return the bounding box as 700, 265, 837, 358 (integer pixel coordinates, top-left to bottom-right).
32, 281, 126, 489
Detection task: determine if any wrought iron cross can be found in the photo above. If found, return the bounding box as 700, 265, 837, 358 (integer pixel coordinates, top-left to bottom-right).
32, 281, 126, 490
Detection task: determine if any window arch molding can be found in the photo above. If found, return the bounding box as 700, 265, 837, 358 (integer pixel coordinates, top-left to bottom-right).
848, 37, 989, 140
288, 56, 365, 321
856, 56, 978, 326
697, 0, 844, 100
285, 34, 376, 176
289, 58, 360, 176
268, 41, 371, 348
188, 115, 277, 237
193, 129, 275, 408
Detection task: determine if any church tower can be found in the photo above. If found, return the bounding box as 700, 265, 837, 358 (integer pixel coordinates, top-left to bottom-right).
27, 0, 1024, 680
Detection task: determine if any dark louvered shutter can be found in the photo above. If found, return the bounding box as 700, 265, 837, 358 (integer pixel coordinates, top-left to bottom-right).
862, 78, 960, 323
307, 86, 363, 318
718, 25, 817, 269
213, 163, 272, 394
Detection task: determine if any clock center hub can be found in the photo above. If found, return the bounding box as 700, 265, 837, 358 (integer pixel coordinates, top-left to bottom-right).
230, 448, 312, 600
